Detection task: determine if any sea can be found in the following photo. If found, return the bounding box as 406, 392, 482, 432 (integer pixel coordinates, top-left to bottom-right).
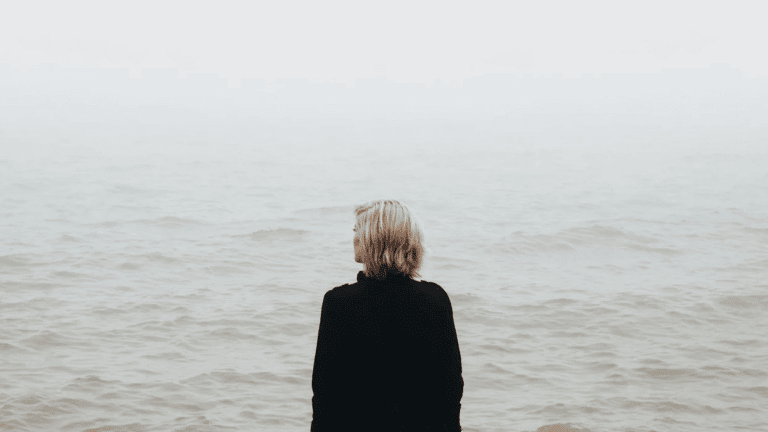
1, 118, 767, 432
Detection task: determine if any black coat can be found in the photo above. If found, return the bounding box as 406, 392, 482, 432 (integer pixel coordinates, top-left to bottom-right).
311, 271, 463, 432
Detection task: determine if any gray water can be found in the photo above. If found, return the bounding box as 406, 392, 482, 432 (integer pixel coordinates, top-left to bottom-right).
1, 121, 767, 432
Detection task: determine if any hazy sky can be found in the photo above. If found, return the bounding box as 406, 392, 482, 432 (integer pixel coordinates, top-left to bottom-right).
1, 0, 767, 127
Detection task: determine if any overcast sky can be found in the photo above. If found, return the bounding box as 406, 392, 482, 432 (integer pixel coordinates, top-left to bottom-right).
1, 0, 766, 128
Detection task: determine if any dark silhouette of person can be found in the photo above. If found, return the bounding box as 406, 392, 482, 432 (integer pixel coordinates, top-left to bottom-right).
311, 200, 463, 431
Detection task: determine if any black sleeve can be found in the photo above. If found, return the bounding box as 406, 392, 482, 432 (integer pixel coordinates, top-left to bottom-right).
442, 291, 464, 431
311, 290, 341, 432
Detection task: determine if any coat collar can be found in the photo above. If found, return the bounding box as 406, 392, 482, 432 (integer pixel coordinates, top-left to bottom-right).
357, 270, 412, 284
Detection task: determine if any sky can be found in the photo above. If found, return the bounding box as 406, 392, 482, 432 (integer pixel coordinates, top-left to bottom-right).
1, 0, 766, 149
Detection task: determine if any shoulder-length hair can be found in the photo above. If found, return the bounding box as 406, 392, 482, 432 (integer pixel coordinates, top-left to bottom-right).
354, 199, 425, 280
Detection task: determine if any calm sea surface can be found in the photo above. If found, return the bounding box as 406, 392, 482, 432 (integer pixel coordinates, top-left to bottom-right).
1, 123, 767, 432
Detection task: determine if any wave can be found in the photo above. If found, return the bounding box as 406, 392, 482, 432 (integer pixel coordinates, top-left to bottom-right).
203, 265, 252, 275
136, 252, 179, 263
717, 294, 768, 311
112, 184, 151, 194
117, 253, 180, 270
93, 216, 202, 228
144, 216, 202, 227
717, 258, 768, 274
292, 205, 353, 216
742, 226, 768, 240
493, 224, 676, 255
237, 228, 309, 242
12, 182, 36, 191
0, 254, 52, 268
0, 342, 25, 352
119, 262, 141, 270
536, 423, 592, 432
0, 254, 29, 267
20, 330, 84, 350
51, 270, 90, 279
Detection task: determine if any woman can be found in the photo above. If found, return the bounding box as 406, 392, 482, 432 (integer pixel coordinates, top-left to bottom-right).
311, 200, 463, 431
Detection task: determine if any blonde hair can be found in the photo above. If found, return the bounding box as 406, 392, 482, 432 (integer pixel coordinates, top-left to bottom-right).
354, 199, 424, 280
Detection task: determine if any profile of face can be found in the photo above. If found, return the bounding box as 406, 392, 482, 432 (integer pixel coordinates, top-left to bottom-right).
353, 228, 363, 263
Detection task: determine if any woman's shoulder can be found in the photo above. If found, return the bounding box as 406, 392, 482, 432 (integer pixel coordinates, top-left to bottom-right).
411, 278, 450, 301
324, 275, 450, 304
325, 279, 361, 298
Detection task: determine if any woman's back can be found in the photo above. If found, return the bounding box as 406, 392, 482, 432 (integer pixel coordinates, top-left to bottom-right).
311, 271, 463, 432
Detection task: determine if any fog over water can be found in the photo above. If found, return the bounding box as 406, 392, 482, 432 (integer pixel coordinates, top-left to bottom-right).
2, 1, 768, 432
3, 0, 768, 133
